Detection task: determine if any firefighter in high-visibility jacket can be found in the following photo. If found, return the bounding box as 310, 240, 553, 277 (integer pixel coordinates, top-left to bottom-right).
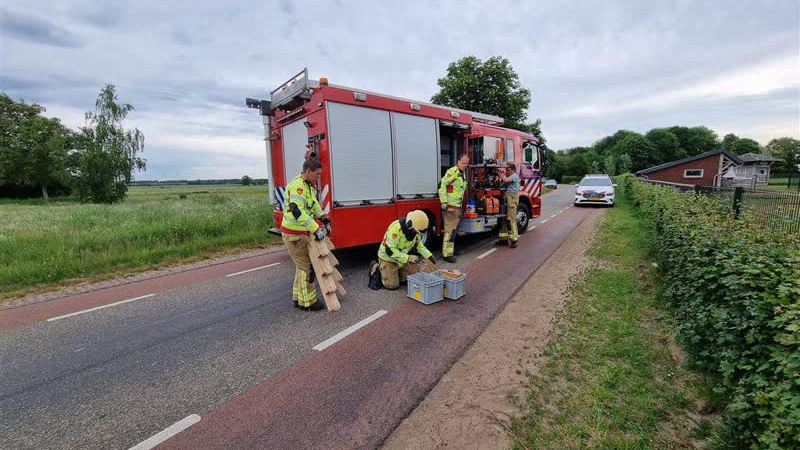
438, 154, 469, 262
280, 159, 329, 311
372, 210, 436, 290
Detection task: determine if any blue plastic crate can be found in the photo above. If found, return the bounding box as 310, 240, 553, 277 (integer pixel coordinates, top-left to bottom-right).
406, 272, 445, 305
435, 270, 467, 300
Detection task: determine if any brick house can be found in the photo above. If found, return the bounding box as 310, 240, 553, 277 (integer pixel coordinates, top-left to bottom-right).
636, 149, 742, 187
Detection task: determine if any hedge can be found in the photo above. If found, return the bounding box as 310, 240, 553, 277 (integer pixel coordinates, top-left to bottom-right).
621, 174, 800, 449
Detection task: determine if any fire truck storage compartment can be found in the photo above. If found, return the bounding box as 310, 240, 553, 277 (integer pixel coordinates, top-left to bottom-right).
282, 119, 309, 183
439, 122, 465, 177
327, 102, 394, 206
392, 112, 438, 198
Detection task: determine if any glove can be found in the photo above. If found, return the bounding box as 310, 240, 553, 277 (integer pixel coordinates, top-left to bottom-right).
441, 203, 447, 211
428, 255, 436, 265
407, 255, 420, 264
320, 216, 331, 225
314, 228, 325, 241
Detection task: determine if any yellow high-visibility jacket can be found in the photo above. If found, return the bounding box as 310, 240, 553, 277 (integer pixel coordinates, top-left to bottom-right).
377, 219, 433, 266
438, 166, 466, 209
281, 174, 324, 234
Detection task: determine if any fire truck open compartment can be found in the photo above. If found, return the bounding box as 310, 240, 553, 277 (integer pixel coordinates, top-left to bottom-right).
438, 123, 465, 177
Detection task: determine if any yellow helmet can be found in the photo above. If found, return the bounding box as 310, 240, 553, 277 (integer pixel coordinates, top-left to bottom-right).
406, 210, 429, 233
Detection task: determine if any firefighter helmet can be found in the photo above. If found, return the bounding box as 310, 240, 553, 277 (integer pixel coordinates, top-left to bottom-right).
406, 210, 429, 233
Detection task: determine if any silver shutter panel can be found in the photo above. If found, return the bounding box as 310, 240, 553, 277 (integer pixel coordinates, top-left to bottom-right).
282, 120, 308, 182
327, 102, 393, 205
393, 112, 438, 197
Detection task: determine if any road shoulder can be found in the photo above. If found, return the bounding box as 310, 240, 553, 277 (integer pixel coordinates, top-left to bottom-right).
382, 206, 603, 449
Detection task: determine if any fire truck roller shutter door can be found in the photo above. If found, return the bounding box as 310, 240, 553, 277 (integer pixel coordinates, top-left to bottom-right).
392, 112, 438, 198
327, 102, 394, 206
282, 120, 309, 183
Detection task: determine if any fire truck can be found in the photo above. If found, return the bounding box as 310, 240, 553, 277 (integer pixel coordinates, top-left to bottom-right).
246, 69, 543, 249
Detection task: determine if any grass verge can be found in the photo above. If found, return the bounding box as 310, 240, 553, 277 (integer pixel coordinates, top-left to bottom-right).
509, 198, 719, 449
0, 185, 280, 301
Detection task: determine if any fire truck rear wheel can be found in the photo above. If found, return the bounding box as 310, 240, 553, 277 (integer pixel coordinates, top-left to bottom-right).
516, 203, 531, 234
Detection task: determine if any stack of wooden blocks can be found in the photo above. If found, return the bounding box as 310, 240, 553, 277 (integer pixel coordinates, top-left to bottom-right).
308, 236, 346, 311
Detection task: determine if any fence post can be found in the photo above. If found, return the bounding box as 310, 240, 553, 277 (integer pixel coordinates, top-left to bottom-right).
733, 187, 744, 219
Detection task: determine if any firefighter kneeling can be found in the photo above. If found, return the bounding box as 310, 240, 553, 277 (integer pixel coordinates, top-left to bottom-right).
369, 210, 436, 290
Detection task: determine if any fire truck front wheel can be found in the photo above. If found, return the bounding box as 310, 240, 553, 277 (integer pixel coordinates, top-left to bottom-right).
516, 203, 531, 234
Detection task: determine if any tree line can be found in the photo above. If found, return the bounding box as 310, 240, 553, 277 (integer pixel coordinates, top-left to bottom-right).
547, 127, 799, 181
0, 85, 145, 202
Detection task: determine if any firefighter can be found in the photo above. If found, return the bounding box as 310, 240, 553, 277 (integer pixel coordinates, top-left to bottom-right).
496, 163, 521, 248
438, 154, 468, 262
371, 210, 436, 290
280, 159, 330, 311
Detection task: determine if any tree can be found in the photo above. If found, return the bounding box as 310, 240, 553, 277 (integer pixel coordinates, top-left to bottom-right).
667, 126, 719, 156
0, 94, 72, 200
721, 133, 740, 151
728, 137, 762, 155
617, 153, 632, 174
431, 55, 533, 131
241, 175, 252, 185
611, 134, 657, 172
74, 85, 145, 203
766, 137, 800, 173
603, 154, 617, 176
645, 128, 685, 163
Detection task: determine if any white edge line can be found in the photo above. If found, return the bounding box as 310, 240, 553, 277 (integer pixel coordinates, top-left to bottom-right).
313, 310, 388, 351
541, 219, 548, 224
128, 414, 201, 450
549, 214, 557, 218
47, 294, 156, 322
225, 262, 281, 277
476, 248, 497, 259
527, 225, 537, 231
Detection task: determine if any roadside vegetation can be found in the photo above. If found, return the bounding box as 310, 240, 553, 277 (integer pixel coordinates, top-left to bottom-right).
0, 184, 278, 300
509, 187, 718, 449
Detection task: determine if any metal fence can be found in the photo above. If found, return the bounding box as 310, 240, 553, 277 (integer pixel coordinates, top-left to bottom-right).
769, 172, 800, 192
639, 179, 800, 235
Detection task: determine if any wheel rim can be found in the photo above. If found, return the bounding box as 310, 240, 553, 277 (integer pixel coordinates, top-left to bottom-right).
517, 210, 529, 229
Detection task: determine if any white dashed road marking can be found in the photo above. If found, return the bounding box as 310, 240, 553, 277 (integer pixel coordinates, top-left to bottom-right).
47, 294, 156, 322
225, 262, 281, 277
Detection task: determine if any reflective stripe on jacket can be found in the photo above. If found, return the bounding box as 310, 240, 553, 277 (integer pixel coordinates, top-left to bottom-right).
281, 174, 324, 233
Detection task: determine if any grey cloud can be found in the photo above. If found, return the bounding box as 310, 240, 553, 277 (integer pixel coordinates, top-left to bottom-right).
2, 8, 84, 48
71, 3, 123, 29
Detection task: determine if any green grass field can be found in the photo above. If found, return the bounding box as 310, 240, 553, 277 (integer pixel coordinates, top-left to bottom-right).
509, 195, 720, 449
0, 185, 279, 300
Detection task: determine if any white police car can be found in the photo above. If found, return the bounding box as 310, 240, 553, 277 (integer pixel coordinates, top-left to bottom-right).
574, 174, 616, 206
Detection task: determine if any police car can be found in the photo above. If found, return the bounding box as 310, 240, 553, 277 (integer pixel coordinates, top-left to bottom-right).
574, 174, 616, 206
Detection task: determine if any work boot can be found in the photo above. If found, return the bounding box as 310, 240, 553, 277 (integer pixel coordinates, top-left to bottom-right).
496, 240, 509, 246
444, 255, 457, 263
293, 300, 299, 308
299, 301, 325, 312
510, 241, 518, 248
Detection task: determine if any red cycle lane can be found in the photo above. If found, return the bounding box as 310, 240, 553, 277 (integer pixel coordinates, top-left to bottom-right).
159, 206, 599, 450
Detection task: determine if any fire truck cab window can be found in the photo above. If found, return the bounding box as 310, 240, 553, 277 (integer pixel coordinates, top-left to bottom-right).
505, 138, 515, 163
524, 142, 540, 170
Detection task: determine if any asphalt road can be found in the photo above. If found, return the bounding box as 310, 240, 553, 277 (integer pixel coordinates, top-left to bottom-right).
0, 186, 582, 450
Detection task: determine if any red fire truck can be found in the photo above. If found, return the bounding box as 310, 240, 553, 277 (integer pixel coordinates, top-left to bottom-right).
246, 69, 543, 249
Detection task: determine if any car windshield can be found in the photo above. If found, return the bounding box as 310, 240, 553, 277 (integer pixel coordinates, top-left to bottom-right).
580, 178, 612, 187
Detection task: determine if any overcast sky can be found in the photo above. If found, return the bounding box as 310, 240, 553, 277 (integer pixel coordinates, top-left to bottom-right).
2, 0, 798, 180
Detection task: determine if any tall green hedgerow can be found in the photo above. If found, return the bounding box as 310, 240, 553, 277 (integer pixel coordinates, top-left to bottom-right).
621, 174, 800, 449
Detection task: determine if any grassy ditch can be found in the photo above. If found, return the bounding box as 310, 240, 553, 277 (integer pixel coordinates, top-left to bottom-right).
509, 195, 719, 449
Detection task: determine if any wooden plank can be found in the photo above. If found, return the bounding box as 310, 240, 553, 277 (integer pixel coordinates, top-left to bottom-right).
335, 281, 347, 297
322, 290, 340, 311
